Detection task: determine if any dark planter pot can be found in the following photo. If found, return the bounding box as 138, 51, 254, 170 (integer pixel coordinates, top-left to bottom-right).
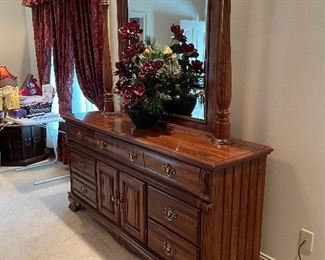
126, 105, 161, 129
163, 94, 197, 116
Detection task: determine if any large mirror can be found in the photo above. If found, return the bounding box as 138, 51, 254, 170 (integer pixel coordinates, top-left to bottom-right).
117, 0, 232, 142
126, 0, 208, 121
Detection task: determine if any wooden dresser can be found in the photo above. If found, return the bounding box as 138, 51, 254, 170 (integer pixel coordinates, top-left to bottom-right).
64, 112, 272, 260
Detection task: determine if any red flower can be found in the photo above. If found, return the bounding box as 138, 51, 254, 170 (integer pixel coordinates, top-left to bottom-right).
139, 61, 163, 78
137, 42, 146, 53
121, 83, 146, 105
171, 23, 187, 43
119, 20, 143, 41
190, 60, 204, 72
182, 43, 199, 58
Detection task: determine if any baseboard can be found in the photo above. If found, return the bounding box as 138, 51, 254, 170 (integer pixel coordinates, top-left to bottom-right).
260, 252, 276, 260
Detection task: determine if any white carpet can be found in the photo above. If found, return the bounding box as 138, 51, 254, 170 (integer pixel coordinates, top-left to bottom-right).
0, 163, 139, 260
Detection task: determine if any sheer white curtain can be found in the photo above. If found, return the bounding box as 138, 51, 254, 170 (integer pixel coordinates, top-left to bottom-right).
71, 72, 98, 113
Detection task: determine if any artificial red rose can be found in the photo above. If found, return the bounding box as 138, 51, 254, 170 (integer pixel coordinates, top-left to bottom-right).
171, 24, 182, 35
171, 23, 187, 43
139, 60, 163, 78
182, 43, 199, 58
121, 83, 146, 105
190, 60, 204, 72
119, 20, 143, 41
137, 42, 145, 52
175, 33, 187, 43
123, 44, 138, 59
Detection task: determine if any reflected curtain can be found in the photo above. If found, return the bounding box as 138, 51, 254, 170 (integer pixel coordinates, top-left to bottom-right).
51, 0, 74, 164
70, 0, 104, 110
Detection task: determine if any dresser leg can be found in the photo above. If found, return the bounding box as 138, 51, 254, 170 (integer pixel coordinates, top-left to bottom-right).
68, 194, 82, 212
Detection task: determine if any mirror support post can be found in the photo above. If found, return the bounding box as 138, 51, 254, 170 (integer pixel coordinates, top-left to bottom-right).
214, 0, 233, 144
101, 0, 115, 116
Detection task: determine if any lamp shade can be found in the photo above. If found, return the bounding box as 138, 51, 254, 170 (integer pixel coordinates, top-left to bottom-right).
0, 65, 18, 88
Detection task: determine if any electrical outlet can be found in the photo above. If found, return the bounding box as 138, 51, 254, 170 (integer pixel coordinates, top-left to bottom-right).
300, 228, 315, 253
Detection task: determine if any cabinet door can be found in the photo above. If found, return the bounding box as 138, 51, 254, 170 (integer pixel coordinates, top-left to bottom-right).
120, 172, 146, 243
97, 161, 119, 224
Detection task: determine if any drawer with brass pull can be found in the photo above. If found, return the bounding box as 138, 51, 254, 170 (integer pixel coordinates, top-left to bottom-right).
71, 175, 97, 208
94, 132, 144, 167
144, 151, 202, 197
148, 187, 200, 245
148, 219, 199, 260
70, 149, 96, 183
67, 124, 96, 150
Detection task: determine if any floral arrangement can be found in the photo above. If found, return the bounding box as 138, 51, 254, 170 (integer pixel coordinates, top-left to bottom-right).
115, 20, 205, 114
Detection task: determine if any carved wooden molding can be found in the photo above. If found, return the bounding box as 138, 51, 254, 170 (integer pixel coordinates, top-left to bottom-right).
197, 200, 214, 213
199, 169, 211, 200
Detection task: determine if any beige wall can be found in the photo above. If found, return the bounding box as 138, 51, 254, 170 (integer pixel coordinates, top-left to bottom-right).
231, 0, 325, 259
0, 0, 36, 85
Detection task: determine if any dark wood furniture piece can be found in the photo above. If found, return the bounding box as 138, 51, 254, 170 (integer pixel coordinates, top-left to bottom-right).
0, 124, 47, 166
65, 112, 272, 259
65, 0, 273, 259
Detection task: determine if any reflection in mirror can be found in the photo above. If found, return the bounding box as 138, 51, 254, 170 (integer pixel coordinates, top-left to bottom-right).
128, 0, 208, 120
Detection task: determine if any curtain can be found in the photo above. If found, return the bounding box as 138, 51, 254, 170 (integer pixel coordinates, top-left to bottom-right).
23, 0, 107, 164
51, 0, 74, 164
30, 2, 52, 85
70, 0, 105, 110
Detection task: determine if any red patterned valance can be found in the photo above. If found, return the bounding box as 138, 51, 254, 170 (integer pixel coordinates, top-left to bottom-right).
22, 0, 51, 7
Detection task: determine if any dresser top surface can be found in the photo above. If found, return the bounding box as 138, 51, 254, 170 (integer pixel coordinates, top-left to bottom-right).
64, 112, 272, 169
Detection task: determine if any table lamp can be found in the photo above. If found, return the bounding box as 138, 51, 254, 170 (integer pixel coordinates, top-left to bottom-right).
0, 65, 20, 114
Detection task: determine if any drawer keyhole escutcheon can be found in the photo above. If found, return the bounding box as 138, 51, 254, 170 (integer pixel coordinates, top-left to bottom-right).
76, 131, 82, 140
164, 207, 177, 222
80, 185, 88, 195
127, 150, 137, 161
163, 241, 176, 256
161, 164, 176, 178
78, 161, 86, 169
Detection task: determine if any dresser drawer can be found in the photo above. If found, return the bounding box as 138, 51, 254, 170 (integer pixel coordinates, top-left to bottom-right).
70, 149, 96, 183
94, 132, 144, 167
67, 124, 96, 149
148, 187, 200, 245
144, 151, 202, 197
71, 174, 97, 208
148, 220, 199, 260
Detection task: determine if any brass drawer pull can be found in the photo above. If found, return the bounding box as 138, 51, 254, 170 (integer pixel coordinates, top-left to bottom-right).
78, 161, 86, 169
127, 150, 137, 161
76, 131, 82, 140
97, 140, 107, 149
161, 164, 176, 177
162, 241, 176, 256
164, 207, 177, 222
80, 185, 88, 195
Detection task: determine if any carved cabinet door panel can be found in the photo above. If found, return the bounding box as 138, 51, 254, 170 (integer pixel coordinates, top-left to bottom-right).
97, 161, 120, 224
119, 172, 146, 243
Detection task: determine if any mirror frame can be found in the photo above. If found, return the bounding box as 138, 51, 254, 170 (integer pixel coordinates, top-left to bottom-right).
116, 0, 232, 144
